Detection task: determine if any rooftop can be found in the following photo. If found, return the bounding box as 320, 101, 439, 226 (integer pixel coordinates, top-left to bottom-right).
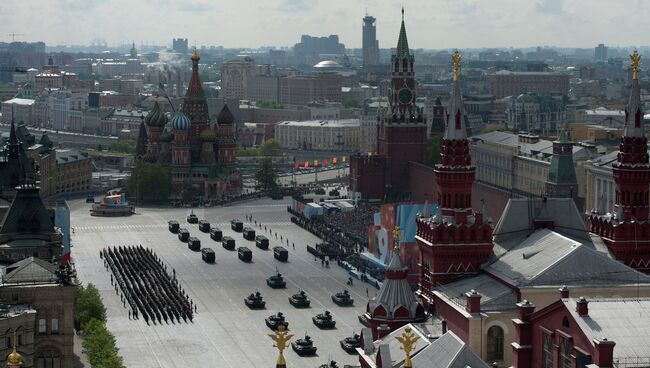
565, 298, 650, 361
277, 119, 359, 128
2, 98, 35, 106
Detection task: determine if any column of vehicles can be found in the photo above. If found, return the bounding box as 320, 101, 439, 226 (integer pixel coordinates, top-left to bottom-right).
170, 213, 361, 357
167, 216, 290, 264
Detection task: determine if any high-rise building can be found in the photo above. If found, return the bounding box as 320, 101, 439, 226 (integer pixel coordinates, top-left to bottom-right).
595, 43, 608, 62
293, 35, 345, 65
221, 56, 256, 101
172, 38, 188, 55
362, 14, 380, 66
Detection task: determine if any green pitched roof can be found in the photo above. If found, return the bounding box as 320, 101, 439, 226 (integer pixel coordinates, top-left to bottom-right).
396, 9, 410, 59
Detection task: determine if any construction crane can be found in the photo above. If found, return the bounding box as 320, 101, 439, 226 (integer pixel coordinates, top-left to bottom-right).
6, 33, 25, 42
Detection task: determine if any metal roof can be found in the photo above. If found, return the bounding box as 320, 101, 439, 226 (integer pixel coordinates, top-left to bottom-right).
493, 198, 590, 251
566, 298, 650, 361
411, 331, 489, 368
488, 228, 650, 287
277, 119, 360, 127
435, 273, 517, 312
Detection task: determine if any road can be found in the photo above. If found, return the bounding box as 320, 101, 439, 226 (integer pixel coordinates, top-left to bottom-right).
69, 196, 370, 368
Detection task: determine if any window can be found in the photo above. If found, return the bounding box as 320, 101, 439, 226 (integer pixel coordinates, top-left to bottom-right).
486, 326, 504, 361
38, 318, 46, 334
51, 318, 59, 334
559, 337, 572, 368
542, 333, 553, 368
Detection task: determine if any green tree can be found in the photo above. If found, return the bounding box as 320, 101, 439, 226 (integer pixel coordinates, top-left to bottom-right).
259, 139, 282, 156
127, 162, 172, 204
255, 157, 278, 192
481, 125, 505, 134
83, 318, 125, 368
75, 283, 106, 329
256, 100, 283, 109
109, 140, 136, 154
425, 134, 443, 167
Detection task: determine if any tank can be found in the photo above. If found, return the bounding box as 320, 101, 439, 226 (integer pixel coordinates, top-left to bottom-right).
266, 272, 286, 289
187, 211, 198, 224
265, 312, 288, 330
331, 290, 354, 306
292, 334, 317, 356
244, 291, 266, 309
339, 334, 360, 354
317, 360, 339, 368
289, 290, 311, 308
312, 310, 336, 329
168, 220, 179, 233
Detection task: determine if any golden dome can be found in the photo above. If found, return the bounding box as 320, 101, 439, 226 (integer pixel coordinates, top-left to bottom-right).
7, 345, 22, 366
191, 49, 200, 62
200, 127, 216, 142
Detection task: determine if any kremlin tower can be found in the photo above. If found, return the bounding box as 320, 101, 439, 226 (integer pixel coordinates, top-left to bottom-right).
415, 52, 493, 305
350, 8, 428, 201
588, 51, 650, 272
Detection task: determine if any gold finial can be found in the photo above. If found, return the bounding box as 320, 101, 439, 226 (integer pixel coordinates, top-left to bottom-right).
269, 324, 293, 367
396, 326, 419, 368
452, 50, 462, 82
631, 50, 641, 80
7, 331, 22, 366
392, 226, 401, 250
191, 48, 200, 62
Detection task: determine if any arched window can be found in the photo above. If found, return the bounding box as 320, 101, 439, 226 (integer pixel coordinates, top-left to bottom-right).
486, 326, 504, 361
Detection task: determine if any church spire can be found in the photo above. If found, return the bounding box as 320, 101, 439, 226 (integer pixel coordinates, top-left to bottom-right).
135, 118, 148, 160
396, 7, 410, 59
624, 50, 644, 138
444, 51, 467, 140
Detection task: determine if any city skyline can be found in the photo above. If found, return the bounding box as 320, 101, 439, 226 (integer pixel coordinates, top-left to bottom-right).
2, 0, 650, 50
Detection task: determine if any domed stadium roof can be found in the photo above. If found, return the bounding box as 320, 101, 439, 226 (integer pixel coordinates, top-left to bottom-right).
144, 101, 167, 127
313, 60, 343, 69
171, 110, 191, 131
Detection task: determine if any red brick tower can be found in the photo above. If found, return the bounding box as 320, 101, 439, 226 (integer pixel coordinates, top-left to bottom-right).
375, 8, 427, 197
416, 52, 493, 306
588, 51, 650, 272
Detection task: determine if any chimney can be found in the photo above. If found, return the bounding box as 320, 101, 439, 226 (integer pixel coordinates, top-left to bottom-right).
593, 338, 616, 368
465, 289, 482, 313
377, 324, 391, 339
516, 299, 536, 321
441, 320, 447, 334
576, 296, 588, 316
559, 285, 569, 299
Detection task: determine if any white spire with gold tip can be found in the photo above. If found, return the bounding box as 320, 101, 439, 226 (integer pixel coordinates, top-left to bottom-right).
444, 51, 467, 140
624, 50, 644, 138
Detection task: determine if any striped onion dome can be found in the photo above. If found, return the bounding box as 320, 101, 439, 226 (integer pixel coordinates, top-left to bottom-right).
171, 110, 191, 131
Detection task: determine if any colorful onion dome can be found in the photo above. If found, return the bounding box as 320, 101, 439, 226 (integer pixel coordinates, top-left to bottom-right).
216, 103, 234, 125
144, 101, 167, 127
171, 109, 191, 131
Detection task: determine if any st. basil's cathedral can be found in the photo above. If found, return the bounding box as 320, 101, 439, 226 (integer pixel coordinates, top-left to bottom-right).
137, 50, 241, 200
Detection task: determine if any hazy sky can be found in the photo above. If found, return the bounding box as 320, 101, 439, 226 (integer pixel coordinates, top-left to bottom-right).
1, 0, 649, 49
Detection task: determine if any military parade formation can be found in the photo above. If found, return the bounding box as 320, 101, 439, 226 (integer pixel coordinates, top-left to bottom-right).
102, 245, 195, 325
